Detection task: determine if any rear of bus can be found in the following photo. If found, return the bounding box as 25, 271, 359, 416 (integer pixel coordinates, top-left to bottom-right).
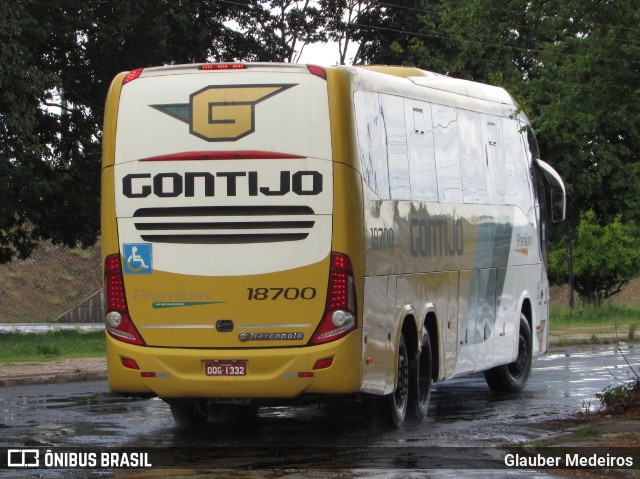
101, 64, 362, 407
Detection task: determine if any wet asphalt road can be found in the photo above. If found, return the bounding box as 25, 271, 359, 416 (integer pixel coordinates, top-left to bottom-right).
1, 344, 639, 478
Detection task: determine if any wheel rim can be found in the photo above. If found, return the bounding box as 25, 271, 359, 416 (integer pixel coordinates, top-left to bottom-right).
394, 349, 409, 413
508, 333, 530, 379
417, 350, 431, 404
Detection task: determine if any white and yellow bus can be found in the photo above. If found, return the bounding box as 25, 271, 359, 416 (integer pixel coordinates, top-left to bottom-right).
101, 63, 565, 427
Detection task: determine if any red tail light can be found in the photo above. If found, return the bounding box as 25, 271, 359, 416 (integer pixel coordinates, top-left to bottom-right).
104, 254, 145, 346
199, 63, 247, 71
307, 65, 327, 80
310, 252, 357, 344
123, 68, 143, 84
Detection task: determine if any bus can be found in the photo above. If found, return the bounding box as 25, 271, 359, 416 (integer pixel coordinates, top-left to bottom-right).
101, 63, 565, 427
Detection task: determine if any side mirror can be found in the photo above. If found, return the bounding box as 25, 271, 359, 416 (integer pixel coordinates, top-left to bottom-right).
536, 159, 566, 222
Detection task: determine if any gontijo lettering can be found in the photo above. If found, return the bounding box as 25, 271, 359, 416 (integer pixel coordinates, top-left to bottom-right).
410, 216, 464, 258
122, 170, 323, 198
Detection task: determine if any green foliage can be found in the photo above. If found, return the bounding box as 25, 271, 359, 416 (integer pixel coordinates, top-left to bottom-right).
235, 1, 329, 62
596, 379, 640, 415
0, 0, 273, 264
551, 303, 640, 326
0, 329, 105, 363
550, 211, 640, 305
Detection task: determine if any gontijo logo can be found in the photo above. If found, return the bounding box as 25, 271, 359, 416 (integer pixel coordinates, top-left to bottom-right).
151, 84, 295, 142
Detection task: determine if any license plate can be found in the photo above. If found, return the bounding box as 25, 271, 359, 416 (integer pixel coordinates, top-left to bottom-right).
204, 360, 247, 377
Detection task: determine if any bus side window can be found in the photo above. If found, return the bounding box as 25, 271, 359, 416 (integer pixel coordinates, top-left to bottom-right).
502, 119, 533, 212
406, 101, 438, 201
484, 119, 506, 205
459, 110, 487, 204
433, 105, 462, 203
354, 91, 390, 199
380, 94, 411, 200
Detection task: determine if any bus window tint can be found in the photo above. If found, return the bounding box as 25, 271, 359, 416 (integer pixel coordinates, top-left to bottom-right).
432, 105, 462, 203
459, 110, 487, 204
406, 100, 438, 201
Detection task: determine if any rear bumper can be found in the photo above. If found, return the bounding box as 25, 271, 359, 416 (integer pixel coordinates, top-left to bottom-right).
106, 331, 362, 399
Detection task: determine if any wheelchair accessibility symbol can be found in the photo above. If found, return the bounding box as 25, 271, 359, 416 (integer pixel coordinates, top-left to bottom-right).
123, 243, 153, 275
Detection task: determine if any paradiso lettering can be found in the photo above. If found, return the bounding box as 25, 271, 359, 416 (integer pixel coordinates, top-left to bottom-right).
410, 216, 464, 258
122, 170, 323, 198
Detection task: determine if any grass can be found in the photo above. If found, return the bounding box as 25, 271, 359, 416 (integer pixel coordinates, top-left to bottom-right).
0, 329, 105, 363
549, 304, 640, 347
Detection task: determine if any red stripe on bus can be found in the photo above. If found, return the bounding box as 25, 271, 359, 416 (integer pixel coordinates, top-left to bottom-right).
140, 151, 305, 161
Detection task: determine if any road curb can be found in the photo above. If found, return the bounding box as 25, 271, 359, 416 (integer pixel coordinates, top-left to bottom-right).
0, 370, 107, 387
0, 357, 107, 388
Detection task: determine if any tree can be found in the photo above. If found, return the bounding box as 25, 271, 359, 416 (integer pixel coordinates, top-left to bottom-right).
234, 0, 328, 62
320, 0, 374, 65
341, 0, 460, 72
526, 0, 640, 227
0, 0, 266, 264
549, 211, 640, 306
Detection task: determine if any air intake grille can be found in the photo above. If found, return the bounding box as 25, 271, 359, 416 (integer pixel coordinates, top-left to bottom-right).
132, 206, 315, 244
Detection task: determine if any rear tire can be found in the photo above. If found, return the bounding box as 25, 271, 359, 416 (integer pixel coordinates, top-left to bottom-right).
484, 313, 532, 393
386, 334, 410, 427
409, 330, 433, 421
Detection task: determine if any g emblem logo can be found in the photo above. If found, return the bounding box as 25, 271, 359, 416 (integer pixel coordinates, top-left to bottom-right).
152, 84, 295, 142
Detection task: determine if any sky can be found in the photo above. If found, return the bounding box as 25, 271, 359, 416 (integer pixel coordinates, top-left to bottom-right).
297, 41, 359, 65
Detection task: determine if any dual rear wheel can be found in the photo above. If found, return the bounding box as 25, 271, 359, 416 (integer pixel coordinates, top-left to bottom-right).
387, 313, 532, 427
386, 330, 433, 427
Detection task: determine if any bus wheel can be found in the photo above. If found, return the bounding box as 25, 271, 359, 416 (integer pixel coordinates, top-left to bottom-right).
484, 314, 532, 393
410, 330, 433, 421
167, 400, 209, 429
386, 334, 410, 427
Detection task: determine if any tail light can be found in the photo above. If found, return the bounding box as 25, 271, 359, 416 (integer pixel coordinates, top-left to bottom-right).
310, 252, 357, 344
123, 68, 143, 84
307, 65, 327, 80
199, 63, 247, 71
104, 254, 145, 346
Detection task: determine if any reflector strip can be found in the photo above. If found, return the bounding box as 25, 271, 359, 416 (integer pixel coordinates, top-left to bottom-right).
313, 357, 334, 370
140, 151, 305, 161
121, 358, 140, 370
141, 372, 171, 378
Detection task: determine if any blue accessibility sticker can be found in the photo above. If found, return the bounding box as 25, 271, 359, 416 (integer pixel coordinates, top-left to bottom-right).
123, 243, 153, 275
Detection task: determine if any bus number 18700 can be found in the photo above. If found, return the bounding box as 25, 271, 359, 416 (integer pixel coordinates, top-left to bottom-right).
247, 287, 317, 301
370, 227, 394, 249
